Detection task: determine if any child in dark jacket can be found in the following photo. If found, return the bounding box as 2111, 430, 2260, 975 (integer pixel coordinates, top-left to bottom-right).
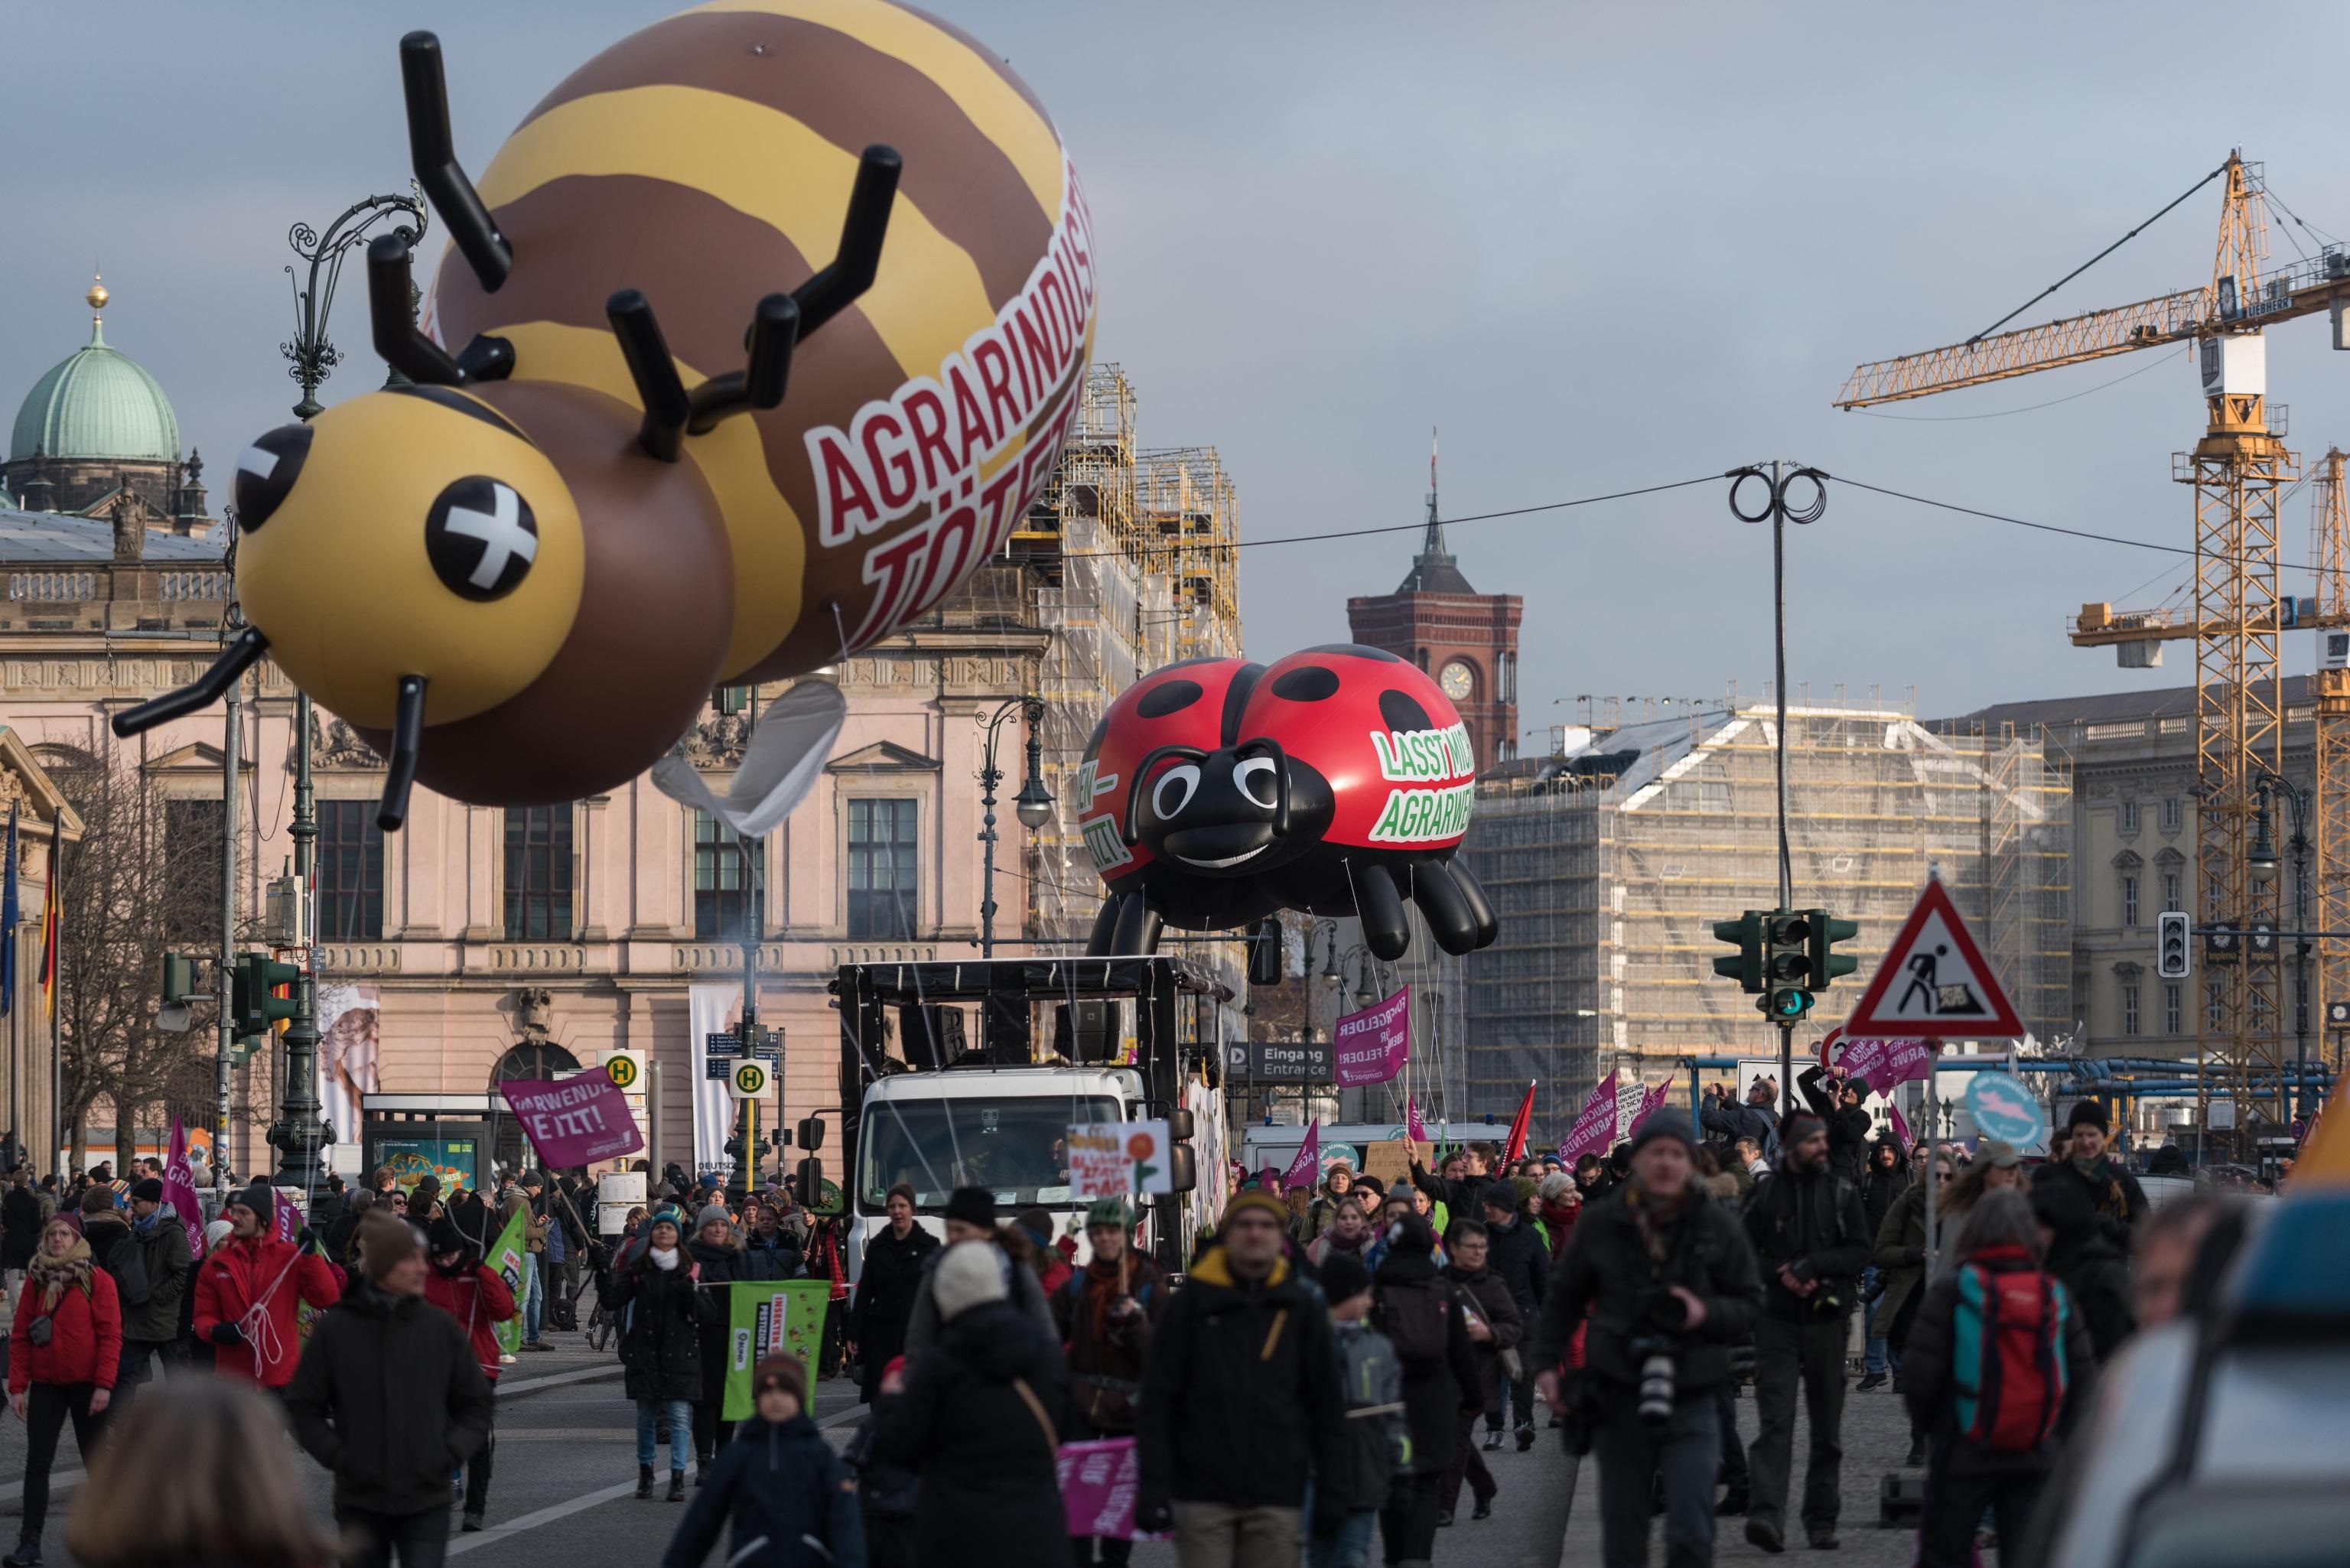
1311, 1253, 1402, 1568
662, 1355, 864, 1568
841, 1356, 919, 1568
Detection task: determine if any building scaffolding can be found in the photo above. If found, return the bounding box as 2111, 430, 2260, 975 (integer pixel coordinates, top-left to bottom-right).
1463, 694, 2072, 1127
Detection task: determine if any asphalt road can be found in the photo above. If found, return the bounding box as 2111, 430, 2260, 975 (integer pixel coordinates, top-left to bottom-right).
0, 1325, 1922, 1566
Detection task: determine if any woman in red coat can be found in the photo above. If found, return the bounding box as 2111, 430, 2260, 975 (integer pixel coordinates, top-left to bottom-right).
7, 1214, 122, 1565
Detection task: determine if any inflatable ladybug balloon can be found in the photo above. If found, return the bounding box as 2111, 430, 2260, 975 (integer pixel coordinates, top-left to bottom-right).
114, 4, 1095, 831
1080, 645, 1500, 961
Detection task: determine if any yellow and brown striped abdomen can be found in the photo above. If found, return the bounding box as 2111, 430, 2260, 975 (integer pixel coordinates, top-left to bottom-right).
432, 0, 1096, 683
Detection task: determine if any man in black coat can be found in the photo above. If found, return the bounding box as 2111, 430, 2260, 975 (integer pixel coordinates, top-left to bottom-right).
1135, 1190, 1346, 1565
1739, 1111, 1873, 1553
288, 1212, 494, 1568
1476, 1182, 1548, 1452
1856, 1135, 1909, 1392
1440, 1219, 1522, 1524
1796, 1066, 1873, 1188
1701, 1079, 1782, 1160
2028, 1098, 2148, 1358
1531, 1109, 1762, 1568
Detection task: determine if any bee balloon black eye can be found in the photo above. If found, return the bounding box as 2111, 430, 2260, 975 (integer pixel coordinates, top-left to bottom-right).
425, 477, 539, 600
233, 424, 313, 532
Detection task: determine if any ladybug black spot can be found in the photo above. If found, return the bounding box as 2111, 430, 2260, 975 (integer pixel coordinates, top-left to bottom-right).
1379, 690, 1434, 732
1302, 642, 1402, 662
1136, 679, 1205, 719
1271, 665, 1340, 701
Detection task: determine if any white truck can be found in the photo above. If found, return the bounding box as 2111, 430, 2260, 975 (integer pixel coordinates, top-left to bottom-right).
812, 956, 1232, 1284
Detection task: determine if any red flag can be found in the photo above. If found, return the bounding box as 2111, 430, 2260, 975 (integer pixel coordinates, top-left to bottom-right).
1501, 1082, 1537, 1164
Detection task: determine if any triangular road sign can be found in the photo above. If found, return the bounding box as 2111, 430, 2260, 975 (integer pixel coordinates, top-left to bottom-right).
1841, 880, 2025, 1039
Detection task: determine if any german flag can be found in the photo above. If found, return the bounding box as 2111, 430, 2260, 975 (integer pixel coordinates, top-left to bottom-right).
37, 815, 58, 1017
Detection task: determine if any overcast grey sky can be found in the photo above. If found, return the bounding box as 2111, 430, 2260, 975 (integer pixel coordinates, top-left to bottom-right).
14, 2, 2350, 734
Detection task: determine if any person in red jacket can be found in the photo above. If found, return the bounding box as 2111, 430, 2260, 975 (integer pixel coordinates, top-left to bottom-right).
192, 1180, 340, 1391
8, 1214, 123, 1566
424, 1212, 517, 1534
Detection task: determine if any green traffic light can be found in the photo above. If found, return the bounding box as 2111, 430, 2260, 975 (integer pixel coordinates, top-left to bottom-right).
1769, 987, 1815, 1020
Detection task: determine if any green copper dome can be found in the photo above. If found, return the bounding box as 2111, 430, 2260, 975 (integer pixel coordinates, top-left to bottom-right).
10, 311, 183, 466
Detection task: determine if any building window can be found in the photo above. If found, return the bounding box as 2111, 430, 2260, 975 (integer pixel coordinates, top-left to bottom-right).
166, 798, 224, 945
2207, 981, 2224, 1033
2120, 800, 2140, 834
2122, 983, 2140, 1038
503, 805, 574, 940
2163, 871, 2181, 912
847, 799, 919, 939
695, 810, 751, 941
316, 801, 383, 941
2161, 796, 2182, 834
2164, 983, 2182, 1036
713, 685, 751, 714
2121, 875, 2139, 929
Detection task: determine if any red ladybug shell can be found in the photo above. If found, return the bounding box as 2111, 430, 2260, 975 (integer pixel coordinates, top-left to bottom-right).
1080, 657, 1254, 882
1239, 647, 1475, 852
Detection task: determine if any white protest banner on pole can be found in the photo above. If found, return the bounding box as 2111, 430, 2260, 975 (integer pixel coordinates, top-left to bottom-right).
1069, 1121, 1177, 1197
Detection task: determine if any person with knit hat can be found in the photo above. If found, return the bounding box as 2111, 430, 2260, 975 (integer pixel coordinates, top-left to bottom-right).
1530, 1105, 1762, 1568
74, 1186, 146, 1410
1440, 1217, 1522, 1525
1055, 1197, 1168, 1567
120, 1173, 190, 1401
900, 1187, 1057, 1361
5, 1214, 122, 1566
1476, 1178, 1548, 1453
871, 1241, 1066, 1566
1370, 1208, 1480, 1560
1314, 1248, 1403, 1568
843, 1353, 919, 1568
422, 1210, 518, 1532
1134, 1189, 1346, 1568
1738, 1106, 1871, 1552
191, 1180, 340, 1391
287, 1210, 493, 1568
617, 1210, 721, 1501
662, 1351, 864, 1568
683, 1202, 747, 1478
2027, 1098, 2147, 1358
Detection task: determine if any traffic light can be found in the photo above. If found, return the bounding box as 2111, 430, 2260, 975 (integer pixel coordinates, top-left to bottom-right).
1712, 912, 1764, 992
2157, 911, 2190, 980
160, 952, 201, 1004
1808, 911, 1860, 990
230, 953, 298, 1039
1763, 909, 1815, 1023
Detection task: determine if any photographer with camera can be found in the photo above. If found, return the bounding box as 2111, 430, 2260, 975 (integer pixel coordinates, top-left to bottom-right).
1530, 1108, 1761, 1568
1738, 1111, 1871, 1553
1701, 1080, 1781, 1163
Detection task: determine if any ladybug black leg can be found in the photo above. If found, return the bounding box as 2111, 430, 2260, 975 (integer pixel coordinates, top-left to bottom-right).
1085, 896, 1124, 958
1451, 861, 1500, 949
1109, 892, 1165, 956
1354, 864, 1411, 961
1407, 860, 1481, 957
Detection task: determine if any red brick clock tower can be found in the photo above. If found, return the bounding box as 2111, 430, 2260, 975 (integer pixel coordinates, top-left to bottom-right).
1346, 437, 1522, 772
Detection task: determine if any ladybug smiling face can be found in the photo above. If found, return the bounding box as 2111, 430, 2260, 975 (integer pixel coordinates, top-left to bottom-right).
1128, 734, 1330, 876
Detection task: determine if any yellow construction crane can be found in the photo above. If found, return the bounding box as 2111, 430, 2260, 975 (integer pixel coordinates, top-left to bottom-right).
2313, 451, 2350, 1081
1837, 151, 2350, 1144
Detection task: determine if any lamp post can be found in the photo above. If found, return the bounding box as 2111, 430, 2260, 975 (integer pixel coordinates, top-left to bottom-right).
268, 190, 428, 1215
2250, 770, 2314, 1124
977, 696, 1050, 958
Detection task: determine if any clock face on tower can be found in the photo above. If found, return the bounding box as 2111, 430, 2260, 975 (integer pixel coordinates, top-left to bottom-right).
1438, 659, 1474, 701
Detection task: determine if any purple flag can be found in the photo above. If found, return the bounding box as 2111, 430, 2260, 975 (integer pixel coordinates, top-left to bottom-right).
1628, 1078, 1673, 1136
161, 1117, 204, 1259
1333, 987, 1411, 1088
1889, 1100, 1912, 1150
1829, 1035, 1939, 1095
1407, 1096, 1427, 1143
1057, 1437, 1168, 1540
1560, 1070, 1619, 1162
498, 1075, 646, 1167
1282, 1121, 1323, 1189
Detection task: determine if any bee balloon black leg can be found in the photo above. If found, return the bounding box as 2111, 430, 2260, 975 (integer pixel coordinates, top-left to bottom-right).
608, 290, 692, 463
688, 293, 800, 434
1109, 892, 1165, 956
369, 236, 512, 388
375, 675, 428, 833
399, 31, 513, 292
1354, 863, 1410, 961
110, 628, 269, 738
1451, 860, 1499, 949
1407, 859, 1481, 957
793, 146, 902, 337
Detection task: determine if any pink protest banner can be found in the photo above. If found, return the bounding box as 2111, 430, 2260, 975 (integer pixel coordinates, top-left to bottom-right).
1281, 1121, 1323, 1189
1828, 1035, 1939, 1095
1333, 987, 1411, 1088
1560, 1070, 1618, 1162
498, 1075, 645, 1167
1627, 1078, 1672, 1136
161, 1117, 204, 1258
1407, 1096, 1427, 1143
1058, 1437, 1168, 1540
1889, 1100, 1912, 1150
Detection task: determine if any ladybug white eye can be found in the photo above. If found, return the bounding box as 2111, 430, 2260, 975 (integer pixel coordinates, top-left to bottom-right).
1152, 763, 1201, 821
1235, 756, 1278, 808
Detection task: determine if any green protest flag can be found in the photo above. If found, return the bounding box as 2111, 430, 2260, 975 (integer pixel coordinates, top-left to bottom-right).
488, 1202, 530, 1358
720, 1280, 833, 1420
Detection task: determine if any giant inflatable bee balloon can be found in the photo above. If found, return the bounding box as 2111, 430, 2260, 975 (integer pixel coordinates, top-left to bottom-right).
1080, 646, 1500, 962
115, 3, 1096, 828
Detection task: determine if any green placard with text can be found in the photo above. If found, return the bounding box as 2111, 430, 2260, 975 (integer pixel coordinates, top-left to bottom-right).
719, 1279, 833, 1420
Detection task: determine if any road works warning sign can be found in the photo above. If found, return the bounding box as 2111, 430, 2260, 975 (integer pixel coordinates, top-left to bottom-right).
1841, 880, 2024, 1039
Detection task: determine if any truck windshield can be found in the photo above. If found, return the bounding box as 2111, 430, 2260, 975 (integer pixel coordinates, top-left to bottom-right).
859, 1095, 1120, 1211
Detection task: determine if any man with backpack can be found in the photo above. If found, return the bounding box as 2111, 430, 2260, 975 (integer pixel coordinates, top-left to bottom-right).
1369, 1211, 1480, 1566
1475, 1182, 1548, 1453
1310, 1252, 1402, 1568
1900, 1188, 2095, 1567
